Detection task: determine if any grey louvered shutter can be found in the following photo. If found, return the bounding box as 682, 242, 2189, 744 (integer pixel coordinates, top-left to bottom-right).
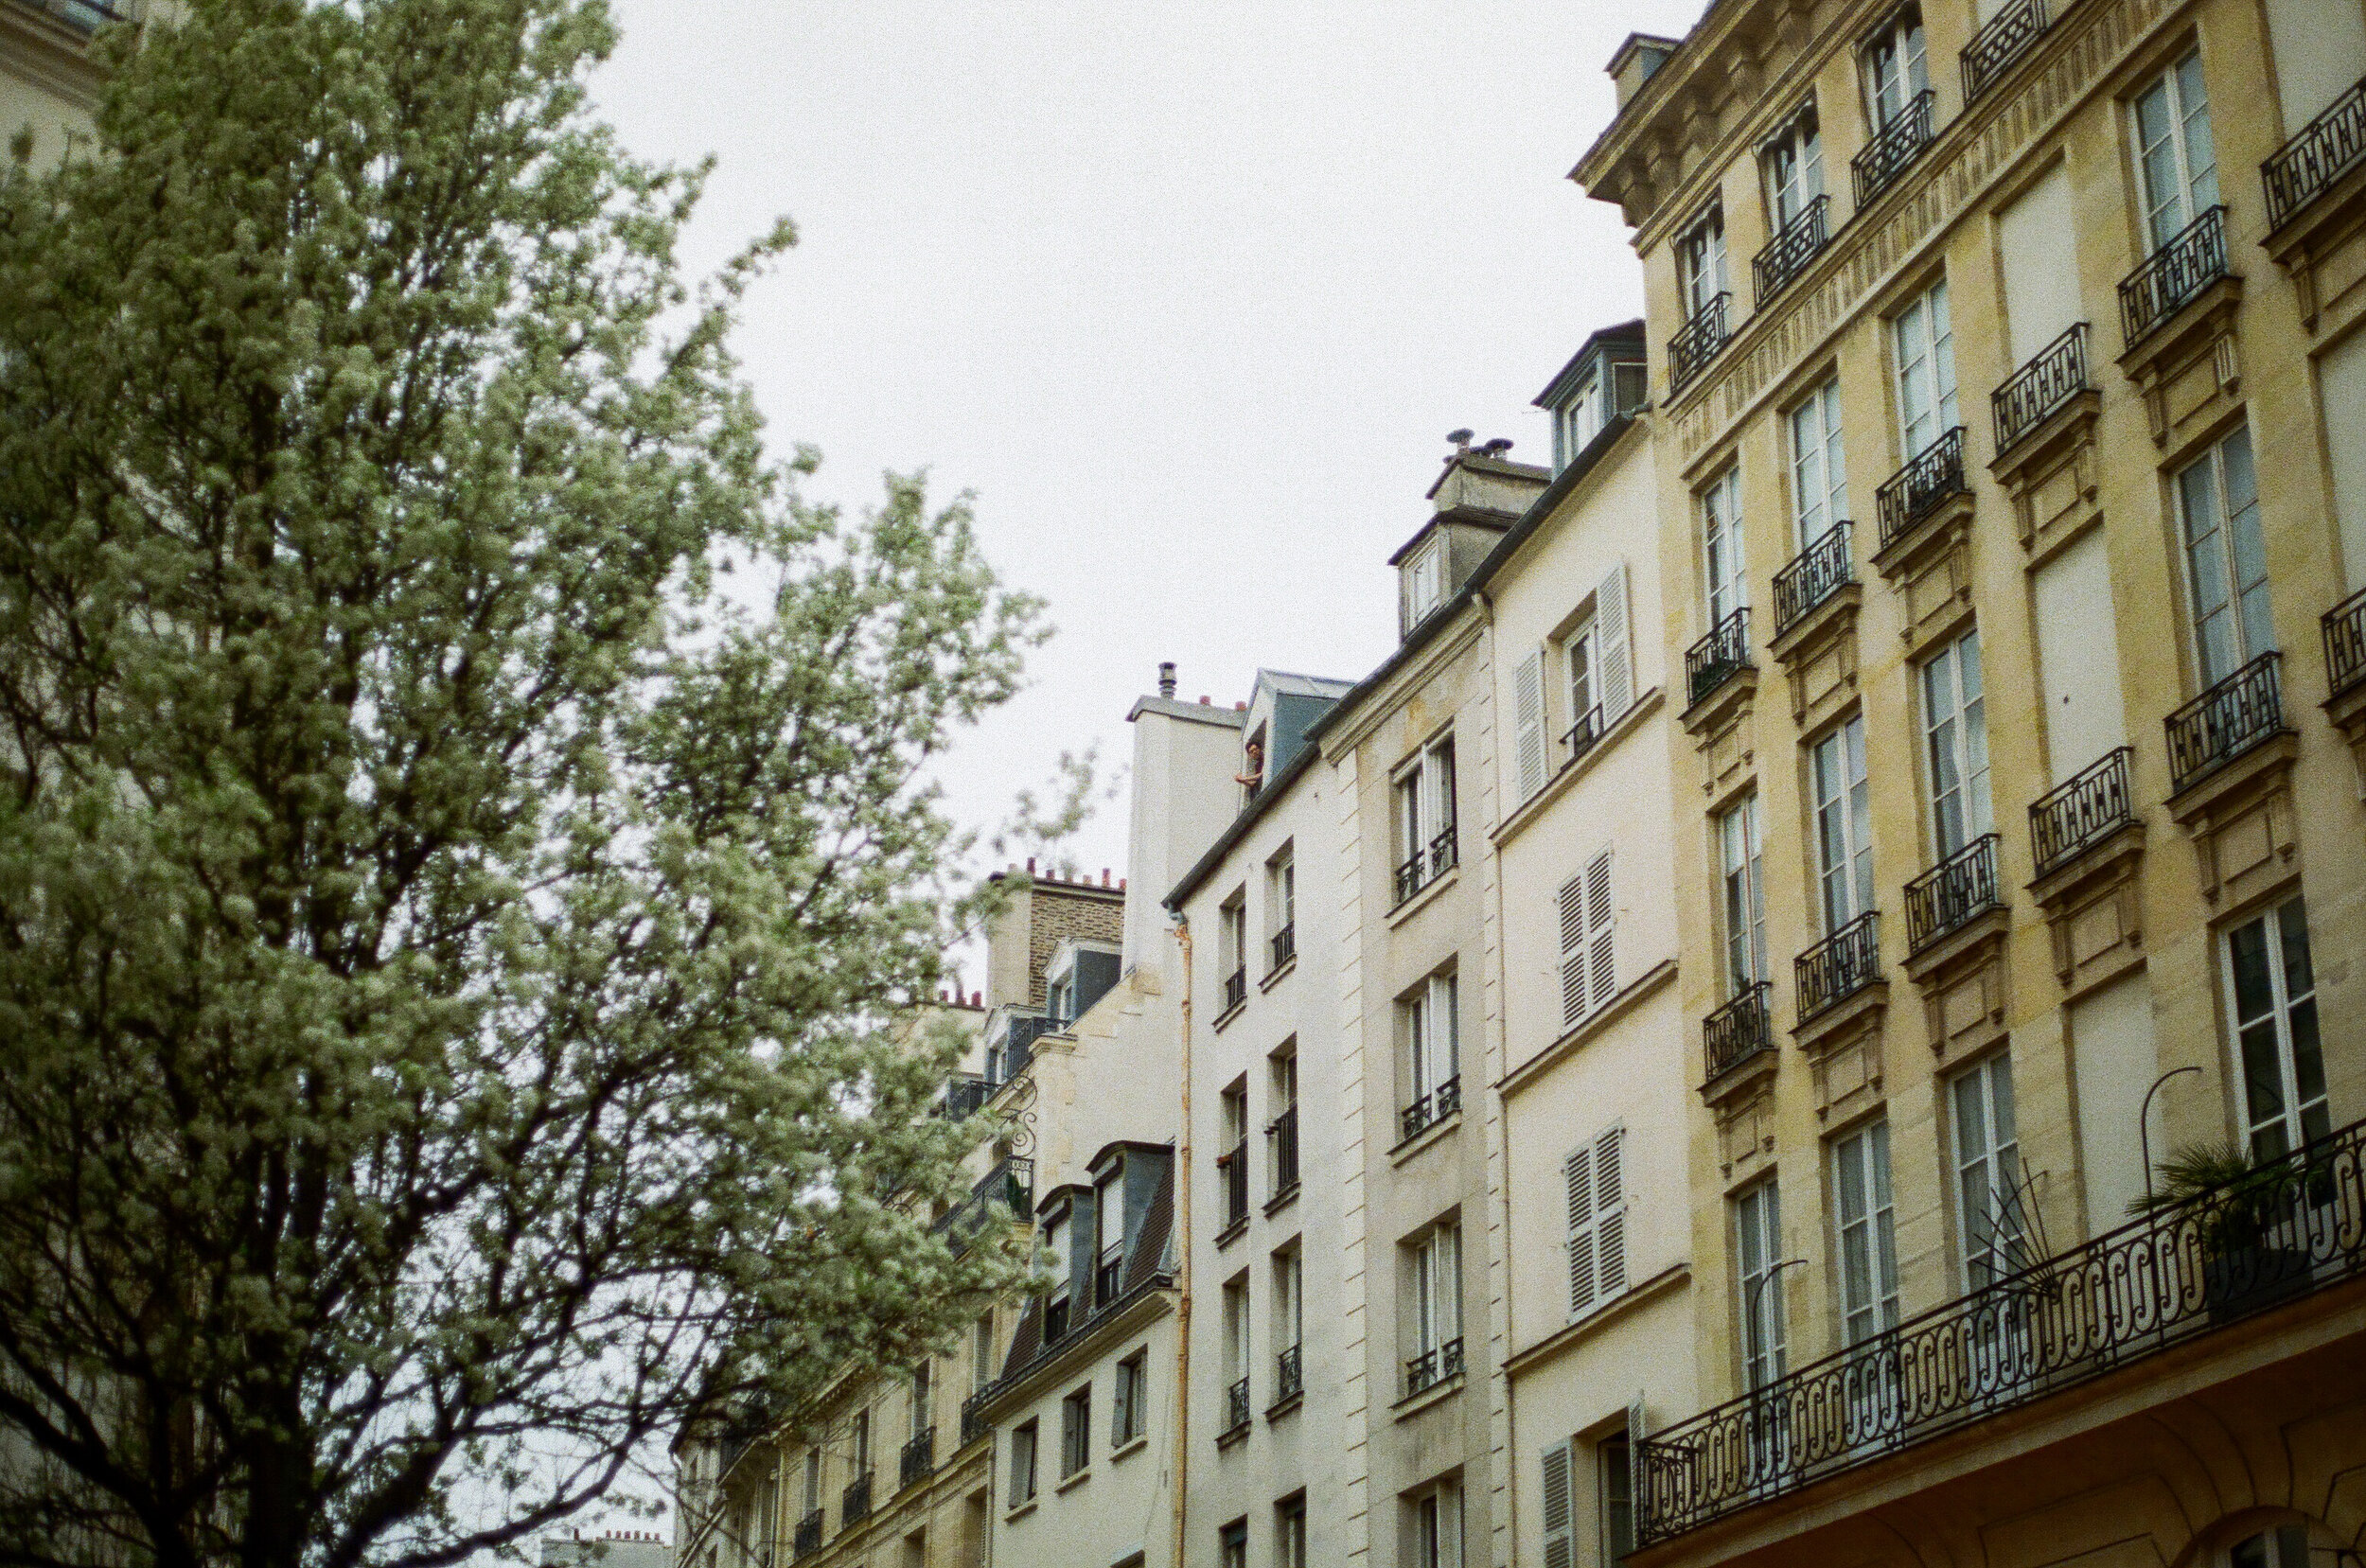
1596, 1124, 1629, 1297
1514, 650, 1548, 801
1559, 871, 1589, 1027
1541, 1441, 1576, 1568
1565, 1142, 1598, 1317
1598, 562, 1633, 721
1586, 850, 1616, 1009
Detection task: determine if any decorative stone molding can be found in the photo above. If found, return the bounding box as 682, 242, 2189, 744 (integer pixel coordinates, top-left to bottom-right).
2164, 733, 2300, 906
1902, 908, 2010, 1063
1989, 390, 2103, 565
1873, 506, 1976, 658
2026, 820, 2146, 998
1683, 666, 1759, 801
1798, 997, 1887, 1124
1770, 585, 1863, 732
1713, 1077, 1777, 1185
2116, 281, 2243, 454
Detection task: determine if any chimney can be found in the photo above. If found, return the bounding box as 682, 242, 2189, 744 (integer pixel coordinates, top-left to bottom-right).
1157, 661, 1177, 698
1610, 33, 1682, 109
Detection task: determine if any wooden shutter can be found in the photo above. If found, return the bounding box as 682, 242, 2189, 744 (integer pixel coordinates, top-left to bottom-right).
1586, 850, 1616, 1009
1598, 562, 1633, 721
1514, 650, 1547, 800
1565, 1142, 1598, 1317
1558, 872, 1589, 1026
1596, 1124, 1629, 1297
1541, 1441, 1576, 1568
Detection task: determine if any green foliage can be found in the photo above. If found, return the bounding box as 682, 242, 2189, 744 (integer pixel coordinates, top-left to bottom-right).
0, 1, 1037, 1562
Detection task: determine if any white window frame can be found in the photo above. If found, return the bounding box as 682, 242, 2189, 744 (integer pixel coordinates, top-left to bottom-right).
1719, 794, 1768, 995
1763, 103, 1827, 231
1790, 378, 1848, 548
1396, 733, 1457, 883
1830, 1119, 1900, 1345
1412, 1220, 1463, 1361
1863, 4, 1930, 130
1559, 849, 1616, 1026
1273, 1245, 1303, 1355
2133, 50, 2219, 253
1222, 1276, 1250, 1384
1058, 1384, 1089, 1477
1950, 1052, 2024, 1290
1893, 276, 1959, 460
1414, 1479, 1465, 1568
1677, 203, 1730, 320
2225, 896, 2328, 1161
1268, 850, 1296, 948
1009, 1419, 1038, 1503
970, 1313, 995, 1397
1404, 972, 1460, 1114
1111, 1350, 1145, 1447
1565, 1123, 1630, 1319
1810, 715, 1875, 931
1702, 467, 1748, 626
1920, 627, 1992, 859
2177, 422, 2272, 687
1734, 1180, 1787, 1389
1409, 537, 1448, 623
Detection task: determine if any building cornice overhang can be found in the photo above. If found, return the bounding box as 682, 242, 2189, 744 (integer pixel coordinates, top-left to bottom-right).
968, 1278, 1176, 1421
1570, 0, 1766, 210
1, 1, 115, 112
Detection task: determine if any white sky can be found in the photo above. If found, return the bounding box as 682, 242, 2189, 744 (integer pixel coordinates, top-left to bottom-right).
592, 0, 1704, 946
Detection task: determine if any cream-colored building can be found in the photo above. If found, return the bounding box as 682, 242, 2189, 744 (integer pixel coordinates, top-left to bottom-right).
1565, 0, 2366, 1563
3, 0, 121, 157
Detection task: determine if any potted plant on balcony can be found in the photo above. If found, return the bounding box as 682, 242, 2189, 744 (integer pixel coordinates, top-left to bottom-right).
2128, 1142, 2314, 1324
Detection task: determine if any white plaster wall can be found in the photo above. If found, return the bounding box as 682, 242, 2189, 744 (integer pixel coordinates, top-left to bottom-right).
989, 1313, 1178, 1568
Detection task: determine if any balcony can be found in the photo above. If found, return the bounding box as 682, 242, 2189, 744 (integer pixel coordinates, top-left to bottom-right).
1221, 965, 1246, 1013
793, 1509, 823, 1561
1223, 1376, 1251, 1437
1773, 522, 1854, 641
1273, 1343, 1304, 1407
2323, 587, 2366, 700
1405, 1336, 1465, 1398
1267, 1104, 1300, 1199
2119, 205, 2230, 348
1991, 323, 2090, 455
1634, 1114, 2366, 1544
2029, 748, 2136, 880
931, 1155, 1034, 1258
1905, 834, 2003, 957
937, 1073, 992, 1121
1218, 1138, 1249, 1232
899, 1430, 935, 1489
991, 1011, 1062, 1084
839, 1471, 873, 1531
1703, 983, 1774, 1084
1669, 292, 1733, 395
1753, 195, 1831, 308
2165, 652, 2286, 795
1393, 824, 1459, 908
1794, 913, 1880, 1026
1685, 608, 1753, 709
959, 1391, 991, 1448
1961, 0, 2049, 102
1565, 702, 1606, 764
1268, 923, 1296, 974
1400, 1075, 1462, 1143
1852, 91, 1936, 207
2263, 77, 2366, 231
1876, 427, 1969, 553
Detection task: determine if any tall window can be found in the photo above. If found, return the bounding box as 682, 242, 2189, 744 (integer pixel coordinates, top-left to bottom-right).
2133, 51, 2218, 251
1411, 1221, 1463, 1371
1560, 849, 1616, 1026
1403, 973, 1459, 1125
1272, 1245, 1303, 1360
1734, 1181, 1786, 1389
1408, 538, 1448, 623
1598, 1435, 1636, 1565
1790, 379, 1848, 546
803, 1448, 821, 1517
853, 1406, 872, 1475
1413, 1480, 1464, 1568
1220, 1521, 1248, 1568
1920, 628, 1991, 858
1565, 1124, 1630, 1318
1218, 896, 1247, 989
970, 1313, 996, 1397
1811, 716, 1874, 930
1863, 4, 1929, 129
1219, 1081, 1249, 1228
1894, 277, 1958, 459
1009, 1420, 1038, 1504
1395, 733, 1457, 896
1095, 1166, 1126, 1303
1043, 1209, 1072, 1341
1678, 203, 1730, 319
1719, 795, 1768, 995
1764, 105, 1826, 231
1222, 1276, 1251, 1393
2226, 897, 2327, 1160
1831, 1120, 1900, 1344
1278, 1496, 1309, 1568
1951, 1053, 2024, 1289
1268, 1047, 1300, 1197
1059, 1384, 1090, 1477
1267, 850, 1296, 962
1112, 1350, 1146, 1447
910, 1359, 932, 1439
1702, 467, 1748, 625
2178, 424, 2271, 686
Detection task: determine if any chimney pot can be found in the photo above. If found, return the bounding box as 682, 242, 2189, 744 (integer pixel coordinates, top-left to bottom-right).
1101, 868, 1111, 885
1120, 877, 1127, 890
1199, 695, 1209, 705
1234, 700, 1246, 710
1157, 661, 1176, 697
1027, 855, 1036, 874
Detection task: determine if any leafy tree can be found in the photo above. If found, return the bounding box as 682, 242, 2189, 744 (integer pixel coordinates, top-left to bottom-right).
0, 0, 1035, 1561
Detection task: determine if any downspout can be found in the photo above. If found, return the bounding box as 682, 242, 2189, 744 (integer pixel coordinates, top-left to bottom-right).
1171, 914, 1193, 1568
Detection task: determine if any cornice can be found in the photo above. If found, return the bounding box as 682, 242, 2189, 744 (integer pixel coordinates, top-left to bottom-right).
1, 1, 111, 111
1318, 608, 1484, 758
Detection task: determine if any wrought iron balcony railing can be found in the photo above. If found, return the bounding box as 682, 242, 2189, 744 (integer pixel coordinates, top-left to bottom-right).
1405, 1336, 1466, 1397
1268, 923, 1297, 973
1635, 1114, 2366, 1544
1224, 1376, 1251, 1436
1274, 1343, 1304, 1405
899, 1430, 935, 1489
1669, 293, 1733, 395
839, 1471, 873, 1530
1905, 833, 2003, 955
1686, 608, 1753, 707
2029, 747, 2135, 879
1876, 426, 1969, 551
1754, 195, 1831, 307
1852, 91, 1936, 207
1991, 323, 2090, 453
793, 1509, 824, 1560
1564, 702, 1606, 763
2120, 205, 2229, 347
1773, 522, 1854, 639
1961, 0, 2049, 102
1393, 824, 1459, 907
1219, 1138, 1250, 1230
959, 1391, 990, 1448
1794, 912, 1880, 1025
2323, 587, 2366, 700
1703, 983, 1773, 1083
992, 1011, 1061, 1084
938, 1073, 992, 1120
2264, 76, 2366, 230
1400, 1075, 1462, 1142
932, 1155, 1034, 1258
2166, 651, 2286, 793
1221, 965, 1246, 1013
1268, 1104, 1300, 1196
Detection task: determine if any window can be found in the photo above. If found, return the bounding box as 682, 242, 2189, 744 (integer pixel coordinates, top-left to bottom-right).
1863, 4, 1929, 129
1059, 1384, 1090, 1478
1267, 850, 1296, 967
1559, 849, 1616, 1026
1222, 1275, 1251, 1422
1830, 1119, 1899, 1344
1112, 1351, 1146, 1447
1810, 716, 1874, 930
1763, 105, 1826, 231
1401, 973, 1460, 1134
1702, 467, 1748, 625
1719, 795, 1768, 995
2133, 51, 2218, 252
1095, 1167, 1125, 1303
1009, 1419, 1038, 1504
1409, 538, 1448, 623
1920, 628, 1991, 858
1572, 564, 1633, 749
1413, 1480, 1464, 1568
1218, 1081, 1250, 1229
1218, 895, 1247, 999
853, 1406, 872, 1475
1734, 1181, 1786, 1389
803, 1448, 821, 1516
910, 1359, 933, 1439
1551, 359, 1649, 468
1790, 379, 1847, 547
1565, 1124, 1630, 1319
1220, 1520, 1248, 1568
2226, 897, 2327, 1160
1951, 1053, 2024, 1289
1598, 1434, 1635, 1566
1893, 276, 1958, 459
1267, 1047, 1299, 1197
2178, 423, 2271, 687
1043, 1209, 1072, 1341
1394, 734, 1457, 900
1677, 203, 1729, 319
1277, 1495, 1309, 1568
1272, 1243, 1304, 1395
1409, 1220, 1463, 1391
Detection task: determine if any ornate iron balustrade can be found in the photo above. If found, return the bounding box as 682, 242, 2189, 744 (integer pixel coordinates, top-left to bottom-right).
2264, 77, 2366, 230
1876, 426, 1968, 550
1219, 1138, 1250, 1230
1268, 923, 1297, 973
1794, 912, 1880, 1025
1961, 0, 2049, 102
2166, 651, 2286, 793
992, 1012, 1060, 1084
1224, 1377, 1251, 1435
1393, 824, 1460, 907
1221, 966, 1246, 1013
1268, 1104, 1300, 1196
1754, 195, 1831, 307
2323, 587, 2366, 699
2029, 747, 2135, 878
899, 1430, 935, 1489
2120, 205, 2229, 347
1991, 323, 2090, 453
1852, 91, 1936, 206
1686, 608, 1753, 707
933, 1155, 1034, 1257
1669, 292, 1733, 395
839, 1471, 873, 1530
793, 1510, 824, 1561
1703, 983, 1773, 1083
1399, 1075, 1463, 1142
1905, 834, 2003, 955
1636, 1115, 2366, 1544
1773, 522, 1854, 639
1405, 1336, 1466, 1397
959, 1392, 990, 1448
1274, 1343, 1304, 1405
938, 1073, 992, 1120
1564, 702, 1606, 763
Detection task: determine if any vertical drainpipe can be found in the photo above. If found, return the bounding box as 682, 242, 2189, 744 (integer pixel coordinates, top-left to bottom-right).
1171, 913, 1193, 1568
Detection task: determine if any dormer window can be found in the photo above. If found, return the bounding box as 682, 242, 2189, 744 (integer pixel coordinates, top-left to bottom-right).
1407, 538, 1448, 623
1550, 359, 1649, 471
1043, 1208, 1072, 1341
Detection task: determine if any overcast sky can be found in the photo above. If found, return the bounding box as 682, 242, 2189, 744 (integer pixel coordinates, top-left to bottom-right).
591, 0, 1704, 946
